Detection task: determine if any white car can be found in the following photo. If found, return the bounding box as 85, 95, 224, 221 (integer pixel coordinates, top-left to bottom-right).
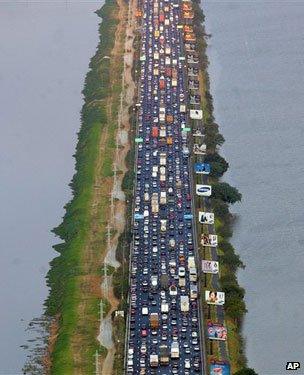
185, 359, 191, 369
178, 266, 186, 277
169, 285, 177, 296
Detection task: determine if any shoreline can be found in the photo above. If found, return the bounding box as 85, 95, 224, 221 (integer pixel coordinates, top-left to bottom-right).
194, 0, 249, 372
38, 0, 132, 373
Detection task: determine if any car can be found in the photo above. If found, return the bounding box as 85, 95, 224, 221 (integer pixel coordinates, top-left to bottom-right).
178, 266, 186, 277
141, 307, 148, 315
141, 328, 147, 337
185, 359, 191, 369
169, 284, 177, 296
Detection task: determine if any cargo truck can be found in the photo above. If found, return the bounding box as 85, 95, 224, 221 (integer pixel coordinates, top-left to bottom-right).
172, 78, 177, 87
159, 127, 166, 138
165, 67, 172, 77
150, 313, 159, 329
161, 301, 169, 313
150, 354, 159, 367
180, 295, 190, 313
159, 77, 165, 90
160, 219, 167, 232
189, 267, 197, 282
160, 191, 167, 205
153, 67, 159, 76
160, 274, 169, 290
190, 283, 198, 299
165, 46, 171, 55
180, 104, 186, 112
159, 166, 166, 176
159, 107, 166, 122
159, 152, 167, 166
159, 345, 170, 365
152, 165, 158, 178
151, 193, 159, 214
171, 341, 180, 359
166, 114, 173, 123
179, 277, 186, 288
152, 126, 158, 138
188, 256, 195, 270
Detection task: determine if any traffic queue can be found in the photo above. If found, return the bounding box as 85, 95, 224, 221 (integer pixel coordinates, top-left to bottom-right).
125, 0, 205, 373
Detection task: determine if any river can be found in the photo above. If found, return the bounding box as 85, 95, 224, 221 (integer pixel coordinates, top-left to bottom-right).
204, 1, 304, 374
0, 1, 101, 373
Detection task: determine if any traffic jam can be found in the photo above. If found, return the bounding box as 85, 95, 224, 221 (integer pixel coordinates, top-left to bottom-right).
126, 0, 206, 373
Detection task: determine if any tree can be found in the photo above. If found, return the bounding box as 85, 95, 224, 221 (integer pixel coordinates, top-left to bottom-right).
212, 182, 242, 204
205, 153, 229, 178
234, 368, 258, 375
219, 251, 244, 272
212, 199, 230, 219
225, 297, 247, 322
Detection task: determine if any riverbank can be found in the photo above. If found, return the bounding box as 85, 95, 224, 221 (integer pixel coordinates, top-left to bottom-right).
193, 1, 249, 372
42, 0, 132, 373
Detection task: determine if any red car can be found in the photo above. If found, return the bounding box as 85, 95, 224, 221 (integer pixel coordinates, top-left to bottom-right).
141, 329, 147, 337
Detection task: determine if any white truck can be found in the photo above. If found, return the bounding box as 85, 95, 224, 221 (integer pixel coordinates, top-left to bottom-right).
180, 295, 190, 313
188, 256, 195, 270
165, 46, 171, 55
180, 104, 186, 112
159, 127, 166, 138
161, 301, 169, 313
160, 219, 167, 232
159, 107, 166, 122
160, 191, 167, 205
153, 52, 159, 60
178, 277, 186, 288
151, 193, 159, 214
159, 152, 167, 166
189, 267, 198, 282
172, 78, 177, 87
152, 165, 158, 178
150, 354, 159, 367
171, 341, 180, 359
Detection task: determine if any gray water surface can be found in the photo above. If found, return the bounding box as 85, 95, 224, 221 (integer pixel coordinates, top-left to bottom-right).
0, 1, 100, 373
204, 1, 304, 374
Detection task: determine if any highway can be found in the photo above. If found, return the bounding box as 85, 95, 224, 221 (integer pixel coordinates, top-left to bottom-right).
125, 0, 206, 373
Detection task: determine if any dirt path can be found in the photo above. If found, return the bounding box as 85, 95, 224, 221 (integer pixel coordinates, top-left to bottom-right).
98, 0, 137, 373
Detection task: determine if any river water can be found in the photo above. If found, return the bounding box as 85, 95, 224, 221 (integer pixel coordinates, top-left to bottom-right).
0, 1, 101, 373
204, 1, 304, 374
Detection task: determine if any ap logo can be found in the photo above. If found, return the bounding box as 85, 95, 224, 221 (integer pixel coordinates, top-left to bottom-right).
286, 362, 301, 370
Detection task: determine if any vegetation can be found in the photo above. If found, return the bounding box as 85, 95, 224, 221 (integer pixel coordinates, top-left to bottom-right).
212, 182, 242, 204
43, 1, 122, 374
234, 368, 259, 375
205, 152, 229, 178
